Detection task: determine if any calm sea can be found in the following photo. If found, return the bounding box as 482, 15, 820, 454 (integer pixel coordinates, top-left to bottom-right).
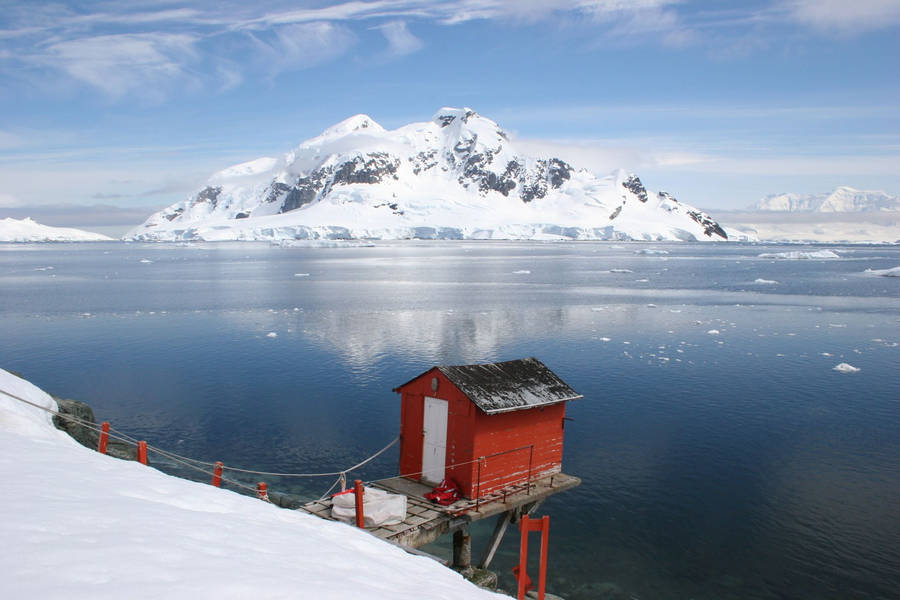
1, 241, 898, 600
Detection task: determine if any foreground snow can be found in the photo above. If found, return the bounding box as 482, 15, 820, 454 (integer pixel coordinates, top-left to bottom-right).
0, 368, 502, 600
127, 107, 743, 243
0, 217, 113, 242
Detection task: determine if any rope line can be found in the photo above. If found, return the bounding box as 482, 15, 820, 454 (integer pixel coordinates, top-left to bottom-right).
220, 436, 399, 478
0, 387, 399, 490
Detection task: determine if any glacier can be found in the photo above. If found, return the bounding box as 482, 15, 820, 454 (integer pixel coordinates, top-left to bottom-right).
0, 217, 113, 242
127, 108, 746, 243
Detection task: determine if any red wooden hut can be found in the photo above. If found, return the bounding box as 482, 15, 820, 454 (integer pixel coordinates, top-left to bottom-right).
393, 357, 582, 499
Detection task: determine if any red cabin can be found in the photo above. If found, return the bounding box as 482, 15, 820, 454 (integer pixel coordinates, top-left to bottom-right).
393, 358, 582, 499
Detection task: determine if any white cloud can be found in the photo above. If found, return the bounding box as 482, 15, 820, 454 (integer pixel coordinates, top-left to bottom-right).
785, 0, 900, 32
247, 22, 358, 77
374, 20, 424, 58
37, 33, 199, 99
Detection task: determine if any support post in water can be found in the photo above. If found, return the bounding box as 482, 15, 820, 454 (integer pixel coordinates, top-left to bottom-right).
137, 440, 148, 465
211, 461, 223, 487
354, 479, 365, 528
97, 421, 110, 454
257, 482, 269, 501
516, 514, 550, 600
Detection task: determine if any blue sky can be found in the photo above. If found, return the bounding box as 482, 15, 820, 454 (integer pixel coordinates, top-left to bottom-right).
1, 0, 899, 226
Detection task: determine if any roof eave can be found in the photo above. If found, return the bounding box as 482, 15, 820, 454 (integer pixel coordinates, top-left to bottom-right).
479, 393, 584, 415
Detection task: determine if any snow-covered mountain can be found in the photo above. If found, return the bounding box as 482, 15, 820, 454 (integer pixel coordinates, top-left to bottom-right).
753, 187, 900, 212
128, 108, 739, 242
0, 217, 113, 242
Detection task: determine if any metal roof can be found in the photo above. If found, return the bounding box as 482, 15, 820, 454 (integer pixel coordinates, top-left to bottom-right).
436, 357, 582, 415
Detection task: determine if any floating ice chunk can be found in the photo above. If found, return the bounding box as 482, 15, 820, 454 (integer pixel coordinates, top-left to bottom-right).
707, 329, 720, 335
293, 273, 310, 277
34, 266, 55, 271
828, 324, 847, 328
600, 337, 611, 342
266, 332, 278, 338
293, 307, 301, 312
863, 266, 900, 277
635, 249, 669, 255
512, 270, 531, 274
832, 363, 860, 373
758, 250, 839, 260
646, 303, 657, 308
609, 268, 632, 273
820, 352, 833, 357
635, 278, 649, 283
754, 278, 778, 284
139, 259, 153, 264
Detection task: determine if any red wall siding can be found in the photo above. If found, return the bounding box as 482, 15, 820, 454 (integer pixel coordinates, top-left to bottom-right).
397, 372, 567, 499
469, 403, 566, 497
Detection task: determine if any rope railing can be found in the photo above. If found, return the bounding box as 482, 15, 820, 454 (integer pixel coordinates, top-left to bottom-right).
0, 387, 399, 499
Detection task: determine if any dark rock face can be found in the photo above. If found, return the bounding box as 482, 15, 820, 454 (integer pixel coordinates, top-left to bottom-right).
520, 159, 572, 203
658, 191, 678, 203
332, 152, 400, 186
53, 397, 135, 460
410, 149, 438, 175
609, 205, 623, 220
687, 210, 728, 239
235, 211, 251, 219
165, 207, 184, 221
269, 152, 402, 214
622, 175, 648, 203
196, 186, 223, 207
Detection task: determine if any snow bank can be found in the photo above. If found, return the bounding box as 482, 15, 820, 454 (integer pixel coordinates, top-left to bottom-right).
0, 368, 501, 600
758, 250, 840, 260
864, 266, 900, 277
0, 217, 113, 242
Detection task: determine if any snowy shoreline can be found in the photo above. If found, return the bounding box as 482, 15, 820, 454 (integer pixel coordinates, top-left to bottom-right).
0, 368, 503, 599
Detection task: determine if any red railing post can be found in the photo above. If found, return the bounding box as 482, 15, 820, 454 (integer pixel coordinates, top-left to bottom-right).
538, 516, 549, 600
211, 461, 223, 487
354, 479, 365, 528
518, 515, 530, 600
97, 421, 110, 454
257, 482, 269, 501
515, 514, 550, 600
137, 440, 148, 465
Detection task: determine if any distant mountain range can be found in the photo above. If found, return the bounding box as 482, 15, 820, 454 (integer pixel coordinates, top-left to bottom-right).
752, 186, 899, 212
0, 217, 112, 242
127, 107, 746, 242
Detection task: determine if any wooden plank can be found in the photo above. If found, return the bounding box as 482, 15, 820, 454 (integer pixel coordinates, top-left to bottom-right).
298, 472, 581, 549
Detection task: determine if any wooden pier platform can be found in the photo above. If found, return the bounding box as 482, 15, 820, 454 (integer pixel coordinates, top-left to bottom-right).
299, 472, 580, 549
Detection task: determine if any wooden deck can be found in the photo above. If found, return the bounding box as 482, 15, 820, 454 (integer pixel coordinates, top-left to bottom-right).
299, 472, 580, 548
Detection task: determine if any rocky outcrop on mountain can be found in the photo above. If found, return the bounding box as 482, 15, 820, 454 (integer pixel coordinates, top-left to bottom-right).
127, 107, 736, 242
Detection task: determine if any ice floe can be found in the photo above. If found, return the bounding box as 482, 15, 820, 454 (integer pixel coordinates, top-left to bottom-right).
832, 363, 860, 373
758, 250, 840, 260
863, 266, 900, 277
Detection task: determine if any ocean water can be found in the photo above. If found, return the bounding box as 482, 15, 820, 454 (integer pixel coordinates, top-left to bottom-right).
1, 241, 898, 600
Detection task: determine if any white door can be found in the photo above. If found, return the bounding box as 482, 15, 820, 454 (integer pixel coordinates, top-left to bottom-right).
422, 396, 448, 484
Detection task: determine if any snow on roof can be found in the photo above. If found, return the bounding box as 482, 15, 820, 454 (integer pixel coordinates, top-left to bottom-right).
0, 368, 503, 600
437, 357, 582, 415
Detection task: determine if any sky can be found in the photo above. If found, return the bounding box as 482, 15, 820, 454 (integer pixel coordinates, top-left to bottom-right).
1, 0, 899, 229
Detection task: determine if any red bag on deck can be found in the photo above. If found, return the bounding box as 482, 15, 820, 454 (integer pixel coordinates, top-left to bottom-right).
424, 478, 461, 506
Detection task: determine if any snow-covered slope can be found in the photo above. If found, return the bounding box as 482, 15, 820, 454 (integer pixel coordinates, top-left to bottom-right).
0, 217, 113, 242
753, 187, 900, 212
127, 108, 737, 242
0, 368, 502, 600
